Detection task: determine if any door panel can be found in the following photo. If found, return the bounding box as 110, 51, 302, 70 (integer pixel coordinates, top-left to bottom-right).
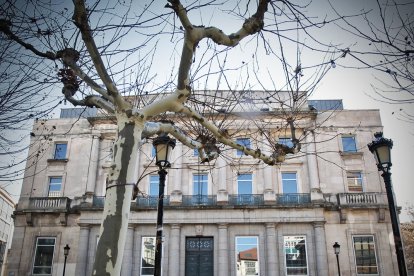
185, 237, 213, 276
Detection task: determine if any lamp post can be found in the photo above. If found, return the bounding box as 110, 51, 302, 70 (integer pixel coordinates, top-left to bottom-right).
333, 242, 341, 276
63, 244, 70, 276
153, 133, 176, 276
368, 132, 407, 276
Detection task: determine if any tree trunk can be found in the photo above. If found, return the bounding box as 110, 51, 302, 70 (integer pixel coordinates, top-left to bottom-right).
92, 114, 143, 275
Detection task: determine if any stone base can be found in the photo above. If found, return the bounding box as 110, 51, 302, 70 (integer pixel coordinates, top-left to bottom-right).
170, 190, 182, 205
217, 190, 228, 204
310, 188, 325, 203
264, 189, 276, 204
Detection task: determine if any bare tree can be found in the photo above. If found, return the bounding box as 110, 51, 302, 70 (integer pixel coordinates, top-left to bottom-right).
329, 0, 414, 121
0, 0, 345, 274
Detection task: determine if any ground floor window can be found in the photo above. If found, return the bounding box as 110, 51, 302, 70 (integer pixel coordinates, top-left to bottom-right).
353, 235, 378, 275
32, 237, 56, 275
284, 236, 307, 275
235, 236, 259, 276
141, 237, 156, 276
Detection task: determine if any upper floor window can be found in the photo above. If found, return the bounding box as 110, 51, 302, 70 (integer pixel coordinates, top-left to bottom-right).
342, 136, 357, 152
347, 171, 363, 192
53, 143, 67, 159
353, 235, 378, 275
151, 146, 156, 158
236, 138, 250, 156
141, 237, 156, 276
235, 236, 260, 276
193, 174, 208, 196
149, 175, 159, 197
284, 236, 308, 275
279, 137, 294, 148
48, 177, 62, 197
237, 174, 253, 194
33, 237, 56, 275
282, 172, 298, 194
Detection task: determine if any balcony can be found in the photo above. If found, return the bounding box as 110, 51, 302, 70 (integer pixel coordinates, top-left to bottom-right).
337, 192, 386, 207
182, 195, 217, 206
136, 196, 170, 207
276, 193, 311, 205
228, 194, 264, 206
28, 197, 70, 211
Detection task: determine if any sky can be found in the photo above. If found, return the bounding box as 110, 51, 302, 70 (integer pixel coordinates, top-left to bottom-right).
1, 0, 413, 221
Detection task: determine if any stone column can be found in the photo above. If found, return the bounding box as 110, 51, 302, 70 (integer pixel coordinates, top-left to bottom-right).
132, 227, 141, 275
121, 226, 134, 275
169, 224, 181, 276
313, 222, 329, 275
306, 132, 323, 202
217, 157, 228, 203
86, 228, 98, 276
171, 143, 183, 204
218, 224, 229, 276
75, 224, 90, 276
266, 223, 278, 275
86, 135, 99, 193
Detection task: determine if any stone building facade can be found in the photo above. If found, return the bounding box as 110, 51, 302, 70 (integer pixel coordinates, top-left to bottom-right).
0, 188, 15, 276
6, 98, 400, 276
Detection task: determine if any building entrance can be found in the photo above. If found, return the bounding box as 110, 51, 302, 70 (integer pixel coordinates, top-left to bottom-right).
185, 237, 214, 276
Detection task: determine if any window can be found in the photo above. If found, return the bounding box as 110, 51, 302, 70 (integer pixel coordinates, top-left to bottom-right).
279, 138, 294, 148
193, 148, 199, 157
151, 146, 156, 157
353, 236, 378, 275
141, 237, 156, 276
238, 174, 252, 195
347, 171, 363, 192
149, 175, 159, 196
284, 236, 307, 275
235, 236, 259, 276
282, 172, 298, 193
236, 138, 250, 156
48, 177, 62, 197
342, 136, 357, 152
32, 237, 56, 275
193, 174, 208, 196
53, 143, 67, 159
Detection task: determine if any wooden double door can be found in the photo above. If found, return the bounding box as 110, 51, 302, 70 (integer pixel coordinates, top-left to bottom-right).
185, 237, 214, 276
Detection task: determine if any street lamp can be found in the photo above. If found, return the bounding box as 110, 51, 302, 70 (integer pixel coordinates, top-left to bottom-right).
153, 133, 176, 276
333, 242, 341, 276
63, 244, 70, 276
368, 132, 407, 276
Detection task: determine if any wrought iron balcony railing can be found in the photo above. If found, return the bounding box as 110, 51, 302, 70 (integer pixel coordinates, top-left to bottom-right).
277, 193, 311, 205
182, 195, 217, 206
136, 196, 170, 207
228, 194, 264, 206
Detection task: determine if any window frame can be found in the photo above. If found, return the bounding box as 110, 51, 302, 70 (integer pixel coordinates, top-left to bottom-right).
283, 235, 308, 276
48, 177, 62, 197
53, 143, 67, 160
281, 172, 298, 194
341, 135, 357, 153
140, 237, 156, 276
235, 236, 260, 276
32, 237, 56, 275
279, 137, 294, 148
193, 174, 208, 196
347, 171, 363, 192
236, 138, 251, 157
149, 175, 159, 197
237, 173, 253, 195
352, 235, 379, 275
